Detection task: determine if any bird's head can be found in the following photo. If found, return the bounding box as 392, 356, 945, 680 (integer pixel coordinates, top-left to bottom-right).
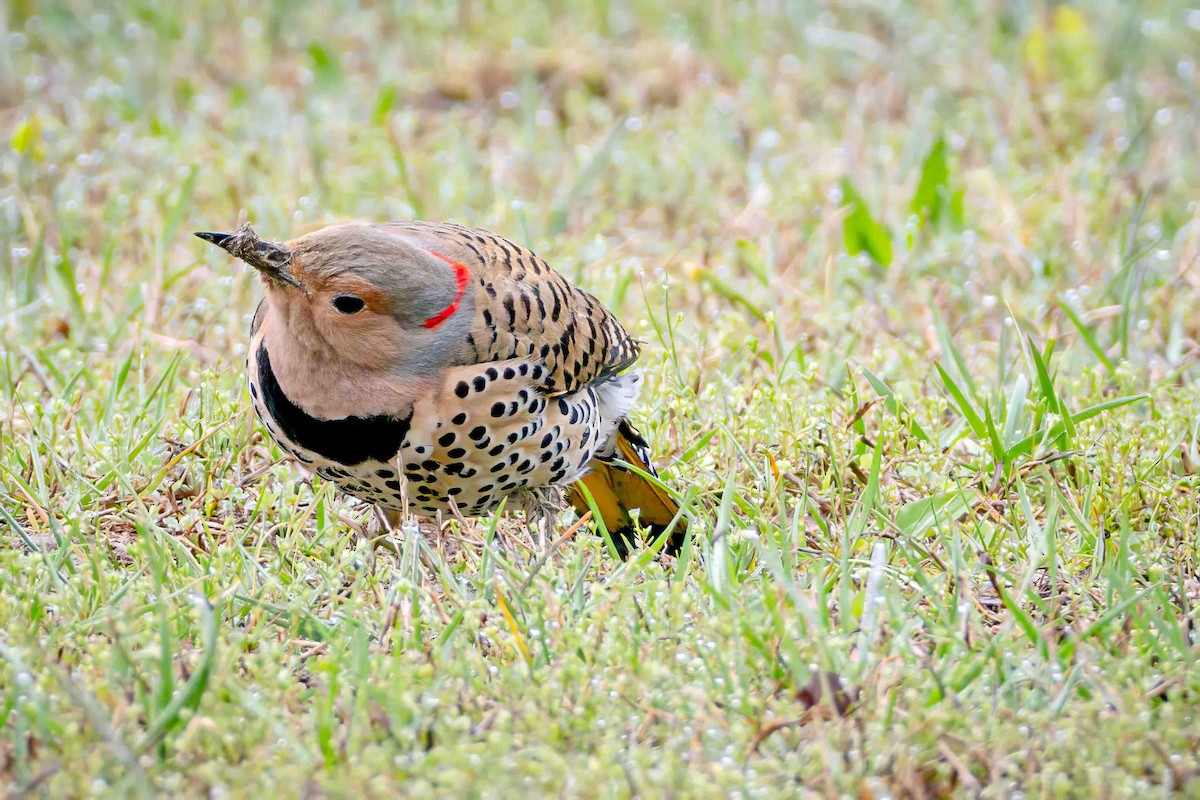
196, 222, 474, 374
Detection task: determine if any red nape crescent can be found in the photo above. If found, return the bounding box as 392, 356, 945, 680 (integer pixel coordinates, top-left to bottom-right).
421, 249, 471, 329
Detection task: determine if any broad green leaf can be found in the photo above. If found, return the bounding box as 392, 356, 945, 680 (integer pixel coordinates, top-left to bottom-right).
308, 43, 343, 87
841, 179, 894, 266
896, 491, 971, 538
10, 113, 43, 160
910, 137, 951, 227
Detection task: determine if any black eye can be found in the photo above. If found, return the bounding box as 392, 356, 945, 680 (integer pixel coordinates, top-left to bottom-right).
332, 295, 365, 314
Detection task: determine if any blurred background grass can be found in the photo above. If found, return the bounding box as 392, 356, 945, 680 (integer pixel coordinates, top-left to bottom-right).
2, 1, 1200, 797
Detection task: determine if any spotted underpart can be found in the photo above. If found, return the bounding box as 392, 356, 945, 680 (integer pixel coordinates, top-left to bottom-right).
248, 342, 639, 518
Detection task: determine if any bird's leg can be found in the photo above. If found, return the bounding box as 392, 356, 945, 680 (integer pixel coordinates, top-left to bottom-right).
362, 506, 403, 555
518, 486, 566, 554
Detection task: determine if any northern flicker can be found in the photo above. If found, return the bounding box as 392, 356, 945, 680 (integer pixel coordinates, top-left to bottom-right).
196, 221, 684, 556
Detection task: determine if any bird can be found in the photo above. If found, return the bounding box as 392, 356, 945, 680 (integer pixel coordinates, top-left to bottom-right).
196, 220, 685, 556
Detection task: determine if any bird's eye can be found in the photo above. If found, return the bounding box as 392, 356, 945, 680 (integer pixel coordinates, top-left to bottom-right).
332, 294, 365, 314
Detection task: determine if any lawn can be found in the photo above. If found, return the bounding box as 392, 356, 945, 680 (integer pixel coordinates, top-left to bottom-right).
2, 1, 1199, 796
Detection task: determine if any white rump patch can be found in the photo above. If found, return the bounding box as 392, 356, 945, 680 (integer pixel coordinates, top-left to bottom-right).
593, 371, 643, 453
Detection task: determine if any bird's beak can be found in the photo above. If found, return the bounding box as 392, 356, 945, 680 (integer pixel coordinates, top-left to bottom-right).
194, 222, 301, 288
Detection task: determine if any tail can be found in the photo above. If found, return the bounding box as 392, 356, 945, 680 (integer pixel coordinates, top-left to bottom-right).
569, 419, 686, 557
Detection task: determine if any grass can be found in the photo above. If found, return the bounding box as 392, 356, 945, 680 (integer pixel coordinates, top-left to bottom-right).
2, 0, 1199, 796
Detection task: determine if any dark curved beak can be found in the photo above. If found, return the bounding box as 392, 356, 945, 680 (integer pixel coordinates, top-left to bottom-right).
194, 231, 232, 247
194, 223, 301, 288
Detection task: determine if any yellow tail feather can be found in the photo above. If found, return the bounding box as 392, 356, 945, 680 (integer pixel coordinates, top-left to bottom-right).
568, 421, 685, 556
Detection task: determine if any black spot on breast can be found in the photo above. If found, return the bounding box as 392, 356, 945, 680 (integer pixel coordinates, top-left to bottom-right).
377, 468, 394, 478
491, 402, 506, 418
447, 447, 467, 459
455, 381, 470, 398
438, 432, 456, 447
474, 376, 487, 392
469, 426, 487, 441
452, 412, 467, 425
447, 487, 462, 496
490, 462, 506, 473
422, 460, 439, 471
386, 479, 402, 490
503, 367, 516, 380
486, 367, 499, 381
257, 345, 410, 466
519, 363, 529, 376
489, 444, 504, 457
